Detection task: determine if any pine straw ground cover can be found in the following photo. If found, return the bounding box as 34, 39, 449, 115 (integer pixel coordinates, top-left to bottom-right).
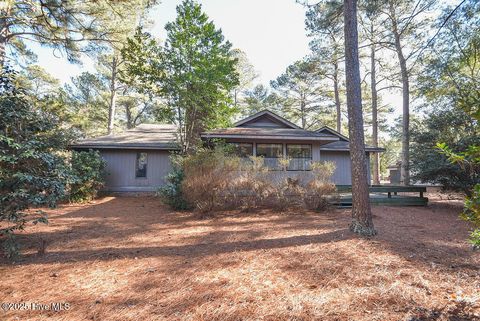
1, 195, 479, 321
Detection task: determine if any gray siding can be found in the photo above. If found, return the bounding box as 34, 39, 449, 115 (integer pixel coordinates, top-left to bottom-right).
98, 146, 372, 192
320, 151, 371, 185
100, 150, 172, 192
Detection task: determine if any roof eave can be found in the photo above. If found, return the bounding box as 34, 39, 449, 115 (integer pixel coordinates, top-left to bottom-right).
200, 134, 339, 141
319, 147, 386, 152
316, 126, 350, 141
69, 144, 181, 150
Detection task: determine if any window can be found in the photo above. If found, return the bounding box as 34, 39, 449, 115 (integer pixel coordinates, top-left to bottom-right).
287, 144, 312, 171
135, 152, 147, 178
228, 142, 253, 158
256, 143, 283, 170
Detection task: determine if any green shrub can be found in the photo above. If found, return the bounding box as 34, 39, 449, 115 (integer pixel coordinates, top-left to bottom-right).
411, 109, 480, 195
0, 68, 71, 258
438, 143, 480, 248
157, 155, 191, 210
461, 184, 480, 249
68, 150, 106, 202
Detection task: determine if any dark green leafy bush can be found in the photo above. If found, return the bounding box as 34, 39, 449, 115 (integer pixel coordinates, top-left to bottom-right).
0, 68, 71, 258
68, 150, 106, 202
462, 184, 480, 249
438, 143, 480, 248
410, 108, 480, 195
157, 155, 191, 210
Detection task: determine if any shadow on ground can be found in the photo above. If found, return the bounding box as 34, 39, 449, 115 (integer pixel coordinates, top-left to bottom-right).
1, 195, 479, 321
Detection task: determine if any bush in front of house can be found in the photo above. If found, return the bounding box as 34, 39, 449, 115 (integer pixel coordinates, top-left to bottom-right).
181, 147, 240, 214
252, 161, 337, 212
224, 156, 273, 211
303, 161, 337, 211
68, 150, 106, 203
160, 146, 337, 215
157, 155, 192, 210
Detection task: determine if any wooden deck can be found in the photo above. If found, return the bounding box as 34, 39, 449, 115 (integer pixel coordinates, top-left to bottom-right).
334, 185, 428, 207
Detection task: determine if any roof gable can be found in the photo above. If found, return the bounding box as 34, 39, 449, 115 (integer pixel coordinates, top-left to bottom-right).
234, 110, 300, 129
316, 126, 349, 141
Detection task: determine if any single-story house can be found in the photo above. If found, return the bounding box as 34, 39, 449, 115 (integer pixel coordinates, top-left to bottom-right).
70, 110, 384, 192
70, 124, 180, 192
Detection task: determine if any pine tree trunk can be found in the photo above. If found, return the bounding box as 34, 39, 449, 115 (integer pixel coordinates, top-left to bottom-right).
107, 56, 118, 135
370, 29, 380, 185
343, 0, 376, 236
176, 106, 186, 154
0, 37, 5, 69
125, 105, 133, 129
0, 11, 8, 69
398, 52, 410, 185
333, 62, 342, 133
301, 95, 306, 129
0, 1, 14, 70
390, 3, 410, 186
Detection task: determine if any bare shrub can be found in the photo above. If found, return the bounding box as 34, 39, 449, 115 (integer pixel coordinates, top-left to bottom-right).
303, 161, 337, 211
269, 177, 306, 211
178, 148, 337, 215
181, 147, 239, 215
226, 157, 274, 211
230, 159, 337, 213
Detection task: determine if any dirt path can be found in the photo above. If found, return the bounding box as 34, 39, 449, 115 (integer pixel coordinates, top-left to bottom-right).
1, 196, 479, 320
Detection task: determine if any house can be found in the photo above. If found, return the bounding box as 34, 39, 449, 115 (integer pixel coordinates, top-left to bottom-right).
70, 124, 179, 192
314, 126, 385, 184
71, 110, 384, 192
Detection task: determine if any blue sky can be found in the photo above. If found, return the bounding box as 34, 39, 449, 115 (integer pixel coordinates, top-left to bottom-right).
33, 0, 311, 86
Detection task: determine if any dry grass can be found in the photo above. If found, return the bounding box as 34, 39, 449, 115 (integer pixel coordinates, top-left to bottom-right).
1, 194, 479, 321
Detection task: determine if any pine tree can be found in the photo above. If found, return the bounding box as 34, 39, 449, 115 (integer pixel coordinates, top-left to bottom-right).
344, 0, 376, 236
0, 0, 156, 68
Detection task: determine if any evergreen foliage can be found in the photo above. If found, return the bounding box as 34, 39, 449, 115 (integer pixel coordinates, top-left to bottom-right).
121, 0, 239, 152
0, 68, 71, 257
68, 150, 106, 203
157, 156, 191, 210
0, 69, 107, 257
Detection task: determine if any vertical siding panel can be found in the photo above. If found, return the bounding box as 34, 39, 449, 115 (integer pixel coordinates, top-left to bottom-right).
320, 151, 372, 185
312, 143, 320, 161
320, 151, 352, 185
100, 150, 172, 192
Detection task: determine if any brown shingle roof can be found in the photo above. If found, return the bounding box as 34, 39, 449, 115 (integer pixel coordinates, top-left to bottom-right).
70, 124, 180, 150
201, 127, 339, 141
316, 127, 385, 152
320, 140, 385, 152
